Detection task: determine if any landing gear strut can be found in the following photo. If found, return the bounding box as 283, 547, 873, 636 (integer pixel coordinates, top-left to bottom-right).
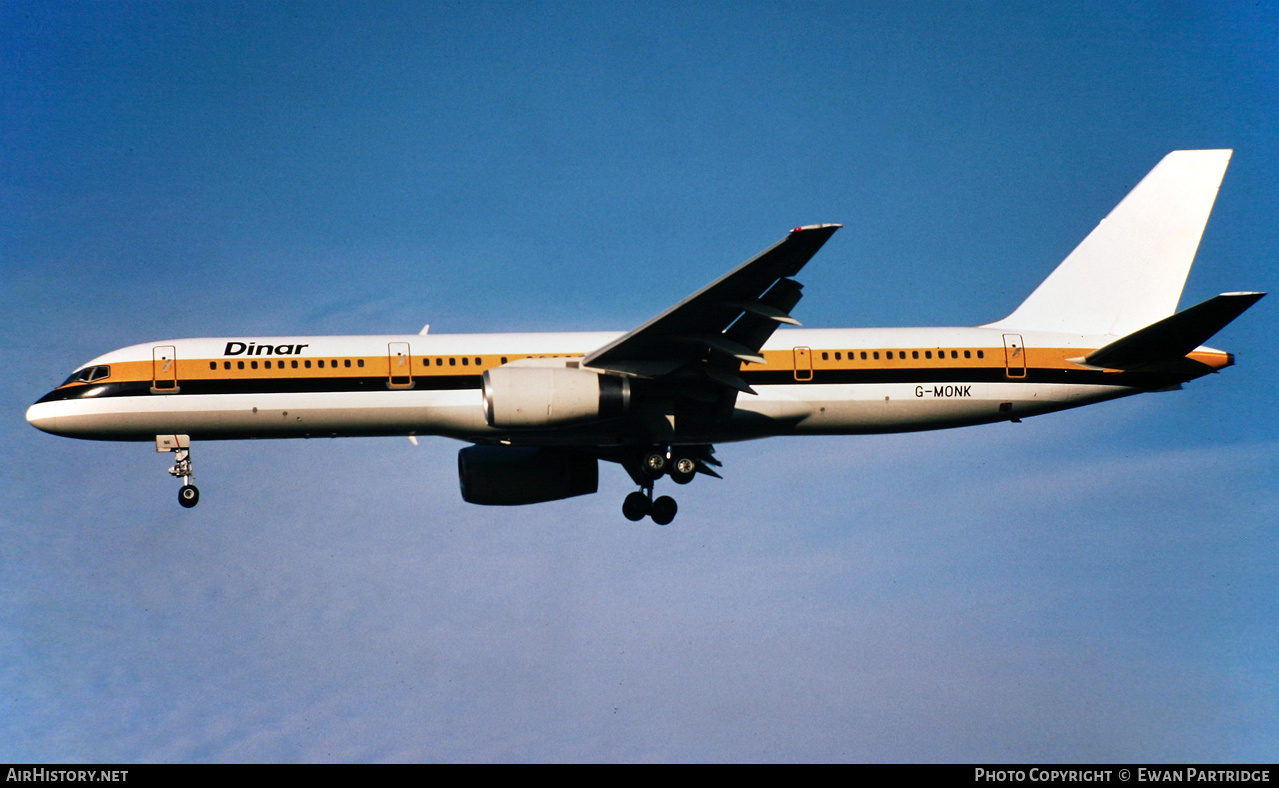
157, 434, 199, 508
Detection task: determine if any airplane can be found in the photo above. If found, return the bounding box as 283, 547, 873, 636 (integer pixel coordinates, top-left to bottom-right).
27, 150, 1264, 525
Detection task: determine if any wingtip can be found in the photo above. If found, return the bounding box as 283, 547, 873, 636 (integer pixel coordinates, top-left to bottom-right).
790, 223, 843, 233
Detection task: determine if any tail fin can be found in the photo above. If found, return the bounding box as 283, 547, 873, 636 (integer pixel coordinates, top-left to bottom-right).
987, 150, 1233, 337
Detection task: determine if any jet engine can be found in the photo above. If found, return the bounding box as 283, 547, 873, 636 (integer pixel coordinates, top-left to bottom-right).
482, 366, 630, 428
458, 445, 599, 505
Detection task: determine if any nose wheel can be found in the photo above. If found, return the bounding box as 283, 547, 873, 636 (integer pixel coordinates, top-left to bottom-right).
178, 483, 200, 508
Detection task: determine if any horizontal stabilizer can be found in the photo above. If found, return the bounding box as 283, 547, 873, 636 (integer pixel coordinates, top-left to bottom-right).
1083, 292, 1265, 370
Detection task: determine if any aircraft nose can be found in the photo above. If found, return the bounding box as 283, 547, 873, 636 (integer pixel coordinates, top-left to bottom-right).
26, 400, 60, 435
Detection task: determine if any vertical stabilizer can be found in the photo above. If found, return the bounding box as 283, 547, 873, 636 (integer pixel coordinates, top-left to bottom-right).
987, 150, 1232, 337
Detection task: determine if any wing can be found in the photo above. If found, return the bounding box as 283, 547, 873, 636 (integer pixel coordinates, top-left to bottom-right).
582, 224, 841, 394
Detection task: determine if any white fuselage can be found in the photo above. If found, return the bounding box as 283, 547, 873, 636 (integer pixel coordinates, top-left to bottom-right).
29, 325, 1195, 447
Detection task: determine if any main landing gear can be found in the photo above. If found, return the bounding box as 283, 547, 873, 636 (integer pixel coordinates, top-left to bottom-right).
623, 487, 678, 525
157, 434, 199, 508
620, 446, 717, 525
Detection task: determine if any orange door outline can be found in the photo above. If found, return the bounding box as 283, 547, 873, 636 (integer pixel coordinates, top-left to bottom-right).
793, 346, 813, 381
1002, 334, 1027, 379
388, 342, 413, 388
152, 346, 178, 392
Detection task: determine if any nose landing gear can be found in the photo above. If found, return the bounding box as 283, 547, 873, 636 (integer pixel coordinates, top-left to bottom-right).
157, 434, 200, 508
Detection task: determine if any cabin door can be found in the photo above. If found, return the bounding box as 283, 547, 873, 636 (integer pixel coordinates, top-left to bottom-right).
388, 342, 413, 387
1002, 334, 1027, 379
793, 346, 813, 381
152, 346, 178, 392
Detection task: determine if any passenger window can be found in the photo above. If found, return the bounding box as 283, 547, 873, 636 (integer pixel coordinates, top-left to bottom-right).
821, 352, 829, 360
358, 359, 364, 367
435, 358, 442, 366
292, 360, 298, 369
925, 351, 932, 359
318, 360, 325, 368
912, 351, 919, 359
238, 361, 245, 370
251, 361, 258, 370
951, 351, 958, 358
209, 362, 216, 370
304, 360, 312, 369
873, 352, 880, 360
860, 352, 867, 360
964, 350, 971, 359
344, 359, 351, 368
834, 352, 842, 360
224, 361, 232, 370
475, 357, 482, 366
501, 357, 508, 364
977, 350, 984, 359
449, 358, 456, 366
462, 357, 469, 366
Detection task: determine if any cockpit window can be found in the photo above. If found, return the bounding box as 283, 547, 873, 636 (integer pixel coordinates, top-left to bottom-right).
60, 365, 110, 386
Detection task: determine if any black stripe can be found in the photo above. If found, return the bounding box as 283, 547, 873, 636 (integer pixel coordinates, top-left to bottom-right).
34, 365, 1195, 405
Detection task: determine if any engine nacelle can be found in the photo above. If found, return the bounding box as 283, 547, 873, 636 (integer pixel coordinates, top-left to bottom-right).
458, 445, 599, 506
482, 366, 630, 428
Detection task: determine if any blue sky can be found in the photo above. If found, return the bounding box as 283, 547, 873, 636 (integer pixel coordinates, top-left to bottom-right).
2, 1, 1275, 762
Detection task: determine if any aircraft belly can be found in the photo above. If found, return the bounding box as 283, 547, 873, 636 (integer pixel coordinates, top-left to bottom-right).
26, 390, 488, 441
731, 382, 1135, 435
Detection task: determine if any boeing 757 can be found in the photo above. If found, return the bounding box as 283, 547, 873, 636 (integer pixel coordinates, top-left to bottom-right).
27, 150, 1263, 524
